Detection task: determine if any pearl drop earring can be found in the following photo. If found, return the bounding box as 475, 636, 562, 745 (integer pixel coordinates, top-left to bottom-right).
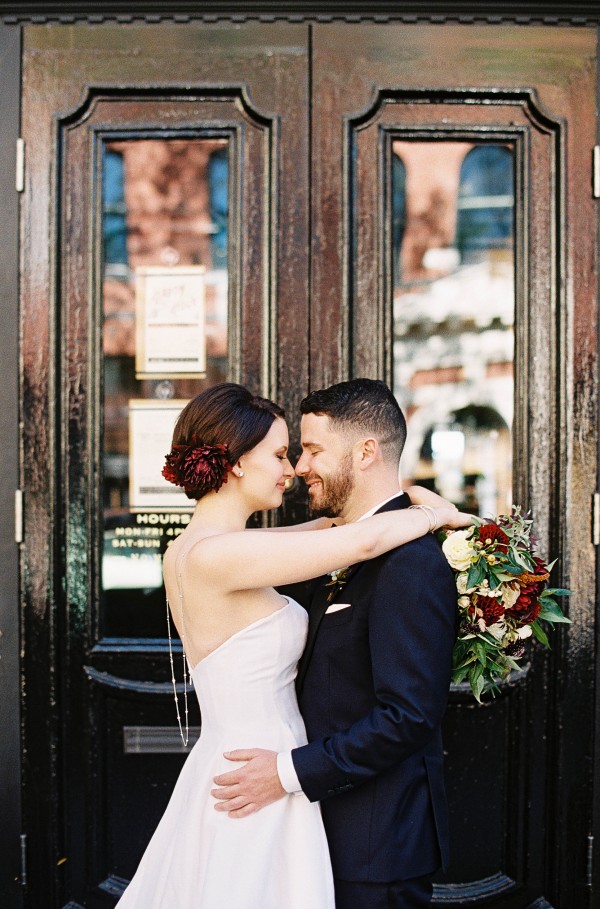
238, 470, 244, 477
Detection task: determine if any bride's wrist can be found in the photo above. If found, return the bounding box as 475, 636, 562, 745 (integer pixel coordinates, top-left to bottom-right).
408, 503, 438, 532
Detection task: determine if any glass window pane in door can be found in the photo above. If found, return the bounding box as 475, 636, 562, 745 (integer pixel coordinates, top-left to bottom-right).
392, 141, 514, 516
101, 137, 229, 637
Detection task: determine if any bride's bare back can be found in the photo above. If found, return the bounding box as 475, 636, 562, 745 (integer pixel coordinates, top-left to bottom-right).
163, 528, 288, 668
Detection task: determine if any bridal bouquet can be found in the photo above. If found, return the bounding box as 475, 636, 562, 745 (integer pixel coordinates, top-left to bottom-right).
440, 507, 570, 703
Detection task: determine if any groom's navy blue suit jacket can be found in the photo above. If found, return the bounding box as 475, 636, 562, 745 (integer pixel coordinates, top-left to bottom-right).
291, 493, 457, 883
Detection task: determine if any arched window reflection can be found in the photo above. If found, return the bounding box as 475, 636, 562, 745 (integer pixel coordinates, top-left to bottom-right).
418, 405, 511, 515
456, 145, 514, 263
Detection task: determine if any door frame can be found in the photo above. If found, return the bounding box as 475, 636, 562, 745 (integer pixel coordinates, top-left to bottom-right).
1, 7, 599, 909
0, 21, 23, 909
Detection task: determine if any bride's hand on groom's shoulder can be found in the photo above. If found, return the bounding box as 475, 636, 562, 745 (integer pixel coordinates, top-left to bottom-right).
407, 485, 474, 531
211, 749, 286, 818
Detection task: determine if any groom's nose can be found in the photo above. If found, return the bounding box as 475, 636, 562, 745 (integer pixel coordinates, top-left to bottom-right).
295, 452, 309, 476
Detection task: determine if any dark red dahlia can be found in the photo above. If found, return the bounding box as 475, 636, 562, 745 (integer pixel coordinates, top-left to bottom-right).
479, 596, 505, 625
476, 523, 510, 552
180, 442, 231, 493
511, 585, 535, 613
162, 446, 187, 486
517, 600, 541, 626
162, 439, 232, 497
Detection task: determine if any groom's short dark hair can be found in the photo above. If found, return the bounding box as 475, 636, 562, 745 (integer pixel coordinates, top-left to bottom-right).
300, 378, 407, 464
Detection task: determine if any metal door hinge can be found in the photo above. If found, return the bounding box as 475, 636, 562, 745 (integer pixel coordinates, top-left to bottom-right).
20, 833, 27, 886
594, 146, 600, 199
15, 489, 23, 544
587, 833, 594, 888
16, 138, 24, 193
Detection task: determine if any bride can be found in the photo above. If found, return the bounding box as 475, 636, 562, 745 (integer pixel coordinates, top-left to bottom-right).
116, 382, 470, 908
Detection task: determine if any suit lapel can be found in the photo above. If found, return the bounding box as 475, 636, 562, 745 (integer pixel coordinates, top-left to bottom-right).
297, 566, 360, 694
295, 492, 412, 694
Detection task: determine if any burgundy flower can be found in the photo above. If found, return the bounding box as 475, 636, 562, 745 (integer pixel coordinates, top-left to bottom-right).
505, 641, 526, 659
511, 587, 535, 613
511, 581, 541, 626
478, 596, 505, 625
162, 448, 186, 486
162, 438, 232, 496
477, 523, 509, 552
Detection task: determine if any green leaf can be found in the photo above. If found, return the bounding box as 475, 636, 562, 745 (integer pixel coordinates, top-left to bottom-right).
530, 620, 550, 647
473, 640, 489, 666
502, 563, 525, 575
542, 588, 571, 598
468, 663, 486, 702
453, 653, 477, 672
467, 560, 485, 588
488, 571, 502, 590
479, 632, 502, 648
505, 655, 525, 673
452, 666, 469, 685
472, 673, 486, 703
538, 601, 571, 624
469, 662, 484, 684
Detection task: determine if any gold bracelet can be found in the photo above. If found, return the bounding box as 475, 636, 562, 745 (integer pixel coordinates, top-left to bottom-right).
408, 504, 438, 532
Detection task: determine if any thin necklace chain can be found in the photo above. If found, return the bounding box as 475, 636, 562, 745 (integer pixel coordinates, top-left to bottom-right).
166, 558, 190, 746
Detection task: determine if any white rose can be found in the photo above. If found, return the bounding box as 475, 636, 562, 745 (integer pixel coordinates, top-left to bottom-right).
456, 572, 476, 595
501, 582, 520, 609
458, 596, 471, 609
517, 625, 533, 639
442, 530, 476, 572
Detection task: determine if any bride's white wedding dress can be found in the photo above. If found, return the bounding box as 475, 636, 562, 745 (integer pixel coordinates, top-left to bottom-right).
116, 597, 335, 908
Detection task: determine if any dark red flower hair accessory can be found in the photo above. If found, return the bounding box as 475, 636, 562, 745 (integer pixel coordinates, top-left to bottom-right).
162, 438, 233, 497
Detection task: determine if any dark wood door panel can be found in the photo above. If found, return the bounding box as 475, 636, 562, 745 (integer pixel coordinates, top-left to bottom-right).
21, 22, 309, 908
311, 23, 597, 908
19, 18, 598, 909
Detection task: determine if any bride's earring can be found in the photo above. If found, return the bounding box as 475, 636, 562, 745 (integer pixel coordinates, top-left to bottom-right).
238, 470, 244, 477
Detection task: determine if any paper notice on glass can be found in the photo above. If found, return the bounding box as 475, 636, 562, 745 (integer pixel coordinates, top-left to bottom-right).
129, 399, 192, 511
135, 266, 206, 378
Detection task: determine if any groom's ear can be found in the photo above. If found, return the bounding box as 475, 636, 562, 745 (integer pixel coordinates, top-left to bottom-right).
356, 437, 378, 469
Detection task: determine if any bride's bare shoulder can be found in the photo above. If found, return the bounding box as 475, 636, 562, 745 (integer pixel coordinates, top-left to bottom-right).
164, 527, 236, 577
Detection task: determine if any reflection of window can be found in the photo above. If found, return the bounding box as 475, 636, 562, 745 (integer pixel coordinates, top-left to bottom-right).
391, 153, 406, 286
456, 145, 513, 261
418, 404, 511, 515
208, 147, 228, 270
102, 149, 128, 268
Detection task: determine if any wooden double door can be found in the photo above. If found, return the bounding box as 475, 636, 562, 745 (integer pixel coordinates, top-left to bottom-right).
20, 20, 597, 909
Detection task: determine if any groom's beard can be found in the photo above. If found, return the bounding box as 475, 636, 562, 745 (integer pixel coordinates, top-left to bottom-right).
307, 454, 354, 518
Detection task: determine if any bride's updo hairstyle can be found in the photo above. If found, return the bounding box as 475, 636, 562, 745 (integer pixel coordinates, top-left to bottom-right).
162, 383, 285, 501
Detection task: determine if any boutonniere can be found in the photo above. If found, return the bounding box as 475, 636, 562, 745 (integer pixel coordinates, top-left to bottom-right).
325, 567, 350, 601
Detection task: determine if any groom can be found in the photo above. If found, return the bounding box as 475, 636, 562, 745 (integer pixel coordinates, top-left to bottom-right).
212, 379, 457, 908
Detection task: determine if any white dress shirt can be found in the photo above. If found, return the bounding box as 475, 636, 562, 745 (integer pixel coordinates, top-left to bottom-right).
277, 491, 404, 794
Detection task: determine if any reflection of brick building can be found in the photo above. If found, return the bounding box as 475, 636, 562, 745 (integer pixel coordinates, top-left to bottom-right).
392, 141, 514, 514
101, 138, 229, 507
103, 138, 228, 360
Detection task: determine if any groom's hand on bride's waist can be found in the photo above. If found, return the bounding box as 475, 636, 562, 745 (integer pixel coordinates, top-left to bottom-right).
211, 749, 285, 818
